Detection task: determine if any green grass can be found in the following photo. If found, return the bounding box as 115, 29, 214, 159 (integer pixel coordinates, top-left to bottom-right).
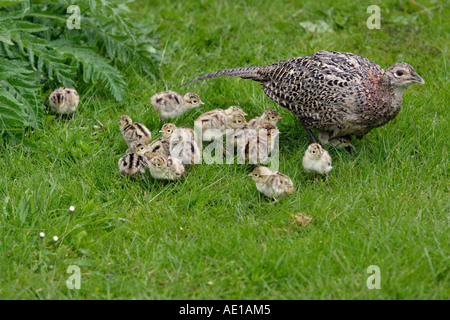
1, 0, 449, 299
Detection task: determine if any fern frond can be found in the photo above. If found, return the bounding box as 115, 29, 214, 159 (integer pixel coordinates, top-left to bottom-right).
53, 40, 127, 101
0, 58, 44, 130
0, 87, 30, 129
0, 0, 161, 141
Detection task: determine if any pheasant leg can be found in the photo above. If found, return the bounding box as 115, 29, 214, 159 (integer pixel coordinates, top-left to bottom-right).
304, 127, 318, 144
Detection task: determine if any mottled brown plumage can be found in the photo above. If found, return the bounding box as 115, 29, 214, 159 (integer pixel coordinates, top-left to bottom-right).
118, 145, 148, 177
183, 51, 424, 146
119, 115, 152, 146
49, 87, 79, 116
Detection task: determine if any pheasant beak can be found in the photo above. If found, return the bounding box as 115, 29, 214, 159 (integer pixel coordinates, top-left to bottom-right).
347, 144, 357, 155
414, 74, 425, 84
247, 173, 253, 177
159, 130, 164, 133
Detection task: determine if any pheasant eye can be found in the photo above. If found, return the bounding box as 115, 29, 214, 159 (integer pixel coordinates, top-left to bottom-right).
192, 100, 197, 104
395, 71, 404, 77
254, 174, 258, 177
312, 150, 316, 154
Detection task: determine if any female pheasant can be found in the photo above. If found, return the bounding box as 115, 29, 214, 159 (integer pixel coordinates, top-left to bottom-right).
182, 51, 424, 149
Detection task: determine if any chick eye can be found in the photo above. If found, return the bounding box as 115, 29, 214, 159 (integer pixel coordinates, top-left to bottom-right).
237, 120, 242, 124
192, 100, 198, 104
312, 150, 316, 154
395, 71, 404, 77
167, 130, 172, 133
254, 174, 258, 177
271, 117, 275, 120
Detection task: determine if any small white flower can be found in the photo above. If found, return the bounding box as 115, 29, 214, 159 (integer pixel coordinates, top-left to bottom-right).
69, 206, 75, 212
39, 232, 45, 238
53, 236, 58, 242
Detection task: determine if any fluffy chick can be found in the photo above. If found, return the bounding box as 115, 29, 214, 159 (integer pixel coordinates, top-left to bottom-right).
223, 106, 248, 116
328, 136, 356, 153
248, 166, 294, 199
302, 143, 333, 176
159, 123, 177, 140
145, 138, 171, 159
149, 155, 186, 181
49, 87, 79, 116
170, 140, 201, 164
125, 140, 168, 160
225, 112, 247, 130
150, 91, 204, 123
242, 123, 280, 164
118, 143, 148, 177
125, 141, 146, 154
170, 126, 200, 164
160, 123, 195, 142
317, 132, 356, 153
195, 110, 247, 141
119, 115, 152, 146
159, 123, 199, 163
247, 110, 282, 129
202, 106, 247, 117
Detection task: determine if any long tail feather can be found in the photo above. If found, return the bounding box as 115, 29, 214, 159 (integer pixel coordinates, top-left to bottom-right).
181, 66, 266, 87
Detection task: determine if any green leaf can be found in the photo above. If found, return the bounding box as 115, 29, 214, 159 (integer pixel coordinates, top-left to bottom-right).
0, 87, 29, 129
0, 0, 160, 139
0, 9, 25, 22
4, 20, 49, 33
0, 25, 13, 45
0, 0, 25, 7
53, 40, 126, 101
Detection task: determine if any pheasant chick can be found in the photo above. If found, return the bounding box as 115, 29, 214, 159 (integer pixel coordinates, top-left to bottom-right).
149, 155, 186, 181
150, 91, 204, 123
247, 110, 282, 129
119, 115, 152, 146
248, 166, 294, 198
243, 123, 280, 164
49, 87, 79, 115
302, 143, 333, 175
118, 143, 148, 177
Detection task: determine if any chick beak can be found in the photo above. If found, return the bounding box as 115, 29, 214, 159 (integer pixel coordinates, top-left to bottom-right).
278, 116, 283, 120
247, 173, 253, 177
159, 130, 164, 133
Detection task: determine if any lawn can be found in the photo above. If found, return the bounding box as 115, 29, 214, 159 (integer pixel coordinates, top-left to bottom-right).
0, 0, 448, 300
